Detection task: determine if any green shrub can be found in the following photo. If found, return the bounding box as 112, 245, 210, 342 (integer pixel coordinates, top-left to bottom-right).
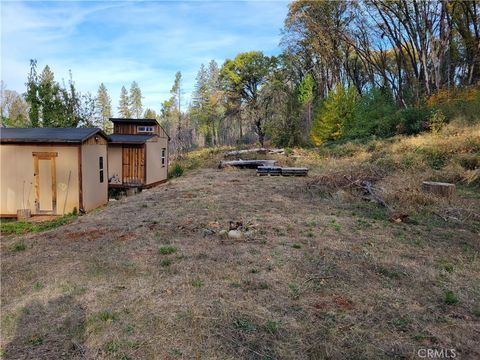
344, 88, 398, 139
233, 318, 257, 332
98, 310, 117, 322
191, 278, 204, 288
395, 106, 431, 135
311, 85, 358, 145
12, 242, 26, 252
264, 320, 280, 334
160, 258, 172, 267
168, 163, 184, 178
104, 340, 119, 353
159, 246, 177, 255
444, 290, 459, 305
430, 109, 446, 135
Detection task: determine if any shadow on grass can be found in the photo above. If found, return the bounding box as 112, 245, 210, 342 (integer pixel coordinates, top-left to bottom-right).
4, 295, 86, 359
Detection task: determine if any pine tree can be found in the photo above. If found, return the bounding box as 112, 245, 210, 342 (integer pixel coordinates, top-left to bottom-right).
207, 60, 220, 92
129, 81, 143, 118
170, 72, 182, 131
310, 85, 357, 145
118, 86, 131, 118
297, 74, 315, 132
96, 83, 112, 133
25, 60, 40, 127
38, 65, 67, 127
144, 108, 156, 119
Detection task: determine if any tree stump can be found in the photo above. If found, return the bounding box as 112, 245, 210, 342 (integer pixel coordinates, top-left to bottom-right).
421, 181, 455, 198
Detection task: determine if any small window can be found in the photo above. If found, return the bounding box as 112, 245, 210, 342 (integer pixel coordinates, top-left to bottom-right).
137, 126, 154, 133
99, 156, 104, 183
161, 148, 166, 167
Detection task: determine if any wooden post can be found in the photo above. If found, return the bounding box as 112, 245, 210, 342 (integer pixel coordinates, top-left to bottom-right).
421, 181, 455, 198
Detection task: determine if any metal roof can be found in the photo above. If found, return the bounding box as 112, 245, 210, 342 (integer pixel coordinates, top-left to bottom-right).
108, 134, 157, 144
0, 128, 107, 144
109, 118, 159, 125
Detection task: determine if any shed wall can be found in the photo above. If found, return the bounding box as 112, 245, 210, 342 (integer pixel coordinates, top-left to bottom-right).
146, 137, 168, 184
0, 145, 79, 215
108, 146, 123, 185
81, 144, 108, 211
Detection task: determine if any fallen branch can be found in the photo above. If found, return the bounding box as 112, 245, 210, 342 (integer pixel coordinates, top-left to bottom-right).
360, 181, 392, 211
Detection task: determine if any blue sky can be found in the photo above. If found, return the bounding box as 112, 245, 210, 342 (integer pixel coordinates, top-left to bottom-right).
1, 0, 289, 115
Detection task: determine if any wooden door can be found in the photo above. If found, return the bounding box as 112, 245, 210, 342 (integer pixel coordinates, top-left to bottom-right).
122, 146, 145, 185
33, 152, 57, 214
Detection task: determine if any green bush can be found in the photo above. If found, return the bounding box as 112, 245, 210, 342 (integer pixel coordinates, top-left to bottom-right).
168, 164, 184, 178
430, 110, 446, 135
444, 290, 459, 305
395, 106, 431, 135
159, 246, 177, 255
311, 85, 358, 145
344, 88, 398, 139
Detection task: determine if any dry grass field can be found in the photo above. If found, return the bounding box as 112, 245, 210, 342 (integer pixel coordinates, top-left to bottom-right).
1, 124, 479, 359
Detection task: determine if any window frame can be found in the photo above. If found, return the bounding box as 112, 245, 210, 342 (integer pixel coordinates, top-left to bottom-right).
137, 125, 154, 133
161, 148, 166, 167
99, 156, 104, 183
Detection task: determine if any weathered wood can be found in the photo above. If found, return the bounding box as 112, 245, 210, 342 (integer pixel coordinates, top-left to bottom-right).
281, 167, 309, 176
33, 155, 40, 212
219, 159, 277, 169
224, 148, 267, 157
224, 148, 285, 157
257, 166, 309, 177
362, 181, 392, 210
122, 145, 145, 185
421, 181, 455, 198
51, 156, 57, 214
257, 166, 282, 176
32, 152, 58, 159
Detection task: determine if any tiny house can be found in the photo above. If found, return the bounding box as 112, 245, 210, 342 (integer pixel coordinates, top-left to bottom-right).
108, 118, 169, 188
0, 128, 109, 217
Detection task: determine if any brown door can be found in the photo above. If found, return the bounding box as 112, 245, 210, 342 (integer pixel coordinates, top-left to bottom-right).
33, 152, 57, 214
122, 146, 145, 185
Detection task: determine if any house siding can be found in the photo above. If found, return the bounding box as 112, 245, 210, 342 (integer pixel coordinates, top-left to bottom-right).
0, 144, 80, 215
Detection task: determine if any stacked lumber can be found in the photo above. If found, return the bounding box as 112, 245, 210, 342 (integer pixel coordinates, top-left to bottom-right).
281, 167, 309, 176
257, 166, 309, 177
257, 166, 282, 176
219, 159, 277, 169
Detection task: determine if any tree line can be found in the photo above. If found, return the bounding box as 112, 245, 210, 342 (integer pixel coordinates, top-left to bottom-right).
2, 0, 479, 150
184, 0, 480, 148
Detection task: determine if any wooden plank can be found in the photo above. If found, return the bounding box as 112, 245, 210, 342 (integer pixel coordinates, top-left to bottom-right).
78, 146, 83, 211
219, 159, 277, 169
142, 146, 145, 181
32, 151, 58, 159
51, 156, 57, 214
33, 155, 40, 212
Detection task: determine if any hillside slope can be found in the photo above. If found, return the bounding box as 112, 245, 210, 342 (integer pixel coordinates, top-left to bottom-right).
1, 137, 479, 359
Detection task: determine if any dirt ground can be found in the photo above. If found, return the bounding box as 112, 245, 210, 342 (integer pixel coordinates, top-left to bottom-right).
1, 166, 479, 359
